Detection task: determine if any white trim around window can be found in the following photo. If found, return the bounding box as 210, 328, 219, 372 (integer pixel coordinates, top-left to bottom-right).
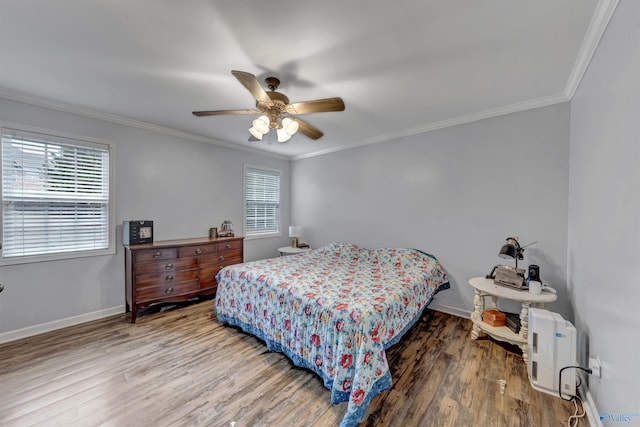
0, 122, 116, 265
243, 165, 281, 240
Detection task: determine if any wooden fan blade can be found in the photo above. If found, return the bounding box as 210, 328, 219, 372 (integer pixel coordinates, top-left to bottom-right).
192, 109, 260, 117
292, 117, 324, 140
286, 97, 345, 115
231, 70, 273, 106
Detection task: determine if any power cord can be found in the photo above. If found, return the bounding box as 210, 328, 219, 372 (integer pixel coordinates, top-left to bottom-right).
558, 365, 591, 401
559, 366, 592, 427
567, 395, 587, 427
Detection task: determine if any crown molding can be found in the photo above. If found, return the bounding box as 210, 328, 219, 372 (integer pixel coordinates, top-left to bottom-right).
295, 0, 619, 162
564, 0, 619, 99
0, 88, 289, 161
363, 93, 570, 146
1, 0, 617, 163
293, 92, 569, 161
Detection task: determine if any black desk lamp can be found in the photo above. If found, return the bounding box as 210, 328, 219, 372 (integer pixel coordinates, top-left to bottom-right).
498, 237, 536, 268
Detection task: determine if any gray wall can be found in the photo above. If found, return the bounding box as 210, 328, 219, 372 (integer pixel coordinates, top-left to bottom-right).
569, 0, 640, 418
292, 103, 571, 319
0, 98, 291, 337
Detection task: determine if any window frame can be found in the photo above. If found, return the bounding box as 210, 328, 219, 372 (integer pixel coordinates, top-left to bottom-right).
243, 165, 281, 240
0, 122, 116, 265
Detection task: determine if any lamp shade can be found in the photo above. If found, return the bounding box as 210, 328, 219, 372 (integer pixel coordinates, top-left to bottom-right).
498, 243, 518, 260
498, 237, 524, 262
289, 226, 301, 238
253, 115, 270, 134
248, 126, 263, 140
281, 117, 299, 135
277, 128, 292, 143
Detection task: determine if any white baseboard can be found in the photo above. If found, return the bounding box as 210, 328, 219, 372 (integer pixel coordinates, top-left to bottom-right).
0, 305, 125, 344
579, 377, 603, 427
429, 301, 471, 319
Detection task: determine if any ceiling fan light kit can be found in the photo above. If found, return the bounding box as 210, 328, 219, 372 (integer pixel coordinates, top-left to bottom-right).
248, 125, 264, 140
193, 70, 345, 144
249, 114, 299, 143
276, 129, 290, 143
252, 115, 270, 134
276, 117, 299, 143
282, 117, 299, 134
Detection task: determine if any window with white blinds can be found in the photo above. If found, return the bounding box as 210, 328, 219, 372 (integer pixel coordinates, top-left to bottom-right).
1, 127, 113, 262
244, 166, 280, 237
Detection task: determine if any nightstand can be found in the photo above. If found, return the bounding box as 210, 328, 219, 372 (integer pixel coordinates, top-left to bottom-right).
468, 276, 557, 363
278, 246, 312, 256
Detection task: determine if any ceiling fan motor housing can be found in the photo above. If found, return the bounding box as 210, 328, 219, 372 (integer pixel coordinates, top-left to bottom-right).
265, 76, 280, 91
259, 91, 290, 128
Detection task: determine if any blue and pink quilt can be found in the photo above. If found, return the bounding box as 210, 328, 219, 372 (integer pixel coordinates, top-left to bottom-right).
215, 242, 449, 426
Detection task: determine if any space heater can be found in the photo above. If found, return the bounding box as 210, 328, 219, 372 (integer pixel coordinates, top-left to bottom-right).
527, 308, 577, 399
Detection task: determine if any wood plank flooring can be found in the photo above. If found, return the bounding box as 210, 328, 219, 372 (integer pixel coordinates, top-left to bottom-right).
0, 299, 586, 426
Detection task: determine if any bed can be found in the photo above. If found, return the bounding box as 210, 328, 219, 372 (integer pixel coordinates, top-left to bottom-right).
215, 242, 449, 427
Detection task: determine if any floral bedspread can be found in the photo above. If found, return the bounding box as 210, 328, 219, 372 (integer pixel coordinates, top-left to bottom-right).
215, 242, 449, 427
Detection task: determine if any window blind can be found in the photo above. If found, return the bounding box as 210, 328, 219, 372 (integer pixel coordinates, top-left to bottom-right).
244, 167, 280, 236
1, 128, 111, 259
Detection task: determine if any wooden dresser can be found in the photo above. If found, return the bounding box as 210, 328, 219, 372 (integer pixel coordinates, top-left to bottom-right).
124, 236, 244, 323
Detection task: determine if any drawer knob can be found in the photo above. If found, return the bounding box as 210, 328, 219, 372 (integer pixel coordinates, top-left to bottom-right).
195, 248, 203, 254
226, 243, 232, 249
165, 275, 174, 282
165, 263, 173, 270
165, 287, 174, 294
153, 252, 161, 258
219, 255, 225, 261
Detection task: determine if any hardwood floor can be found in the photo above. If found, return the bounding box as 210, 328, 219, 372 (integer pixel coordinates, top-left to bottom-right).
0, 299, 587, 427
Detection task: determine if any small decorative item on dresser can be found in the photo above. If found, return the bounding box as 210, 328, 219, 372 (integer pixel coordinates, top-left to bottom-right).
123, 220, 154, 245
209, 227, 218, 238
218, 220, 234, 237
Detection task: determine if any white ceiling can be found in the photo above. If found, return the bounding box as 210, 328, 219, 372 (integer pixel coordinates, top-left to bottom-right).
0, 1, 612, 159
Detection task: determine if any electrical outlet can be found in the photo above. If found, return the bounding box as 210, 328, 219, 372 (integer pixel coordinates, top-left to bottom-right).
589, 357, 601, 378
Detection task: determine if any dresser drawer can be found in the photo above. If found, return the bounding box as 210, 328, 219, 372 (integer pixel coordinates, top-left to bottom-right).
218, 253, 243, 266
135, 248, 178, 263
178, 244, 217, 258
199, 250, 242, 267
135, 269, 199, 288
216, 250, 242, 263
217, 240, 243, 253
136, 280, 200, 303
135, 258, 198, 275
200, 265, 226, 287
200, 257, 243, 287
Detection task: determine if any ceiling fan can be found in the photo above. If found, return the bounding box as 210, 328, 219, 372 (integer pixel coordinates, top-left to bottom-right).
192, 70, 345, 143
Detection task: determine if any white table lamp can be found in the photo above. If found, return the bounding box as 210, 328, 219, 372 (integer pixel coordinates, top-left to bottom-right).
289, 226, 301, 248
